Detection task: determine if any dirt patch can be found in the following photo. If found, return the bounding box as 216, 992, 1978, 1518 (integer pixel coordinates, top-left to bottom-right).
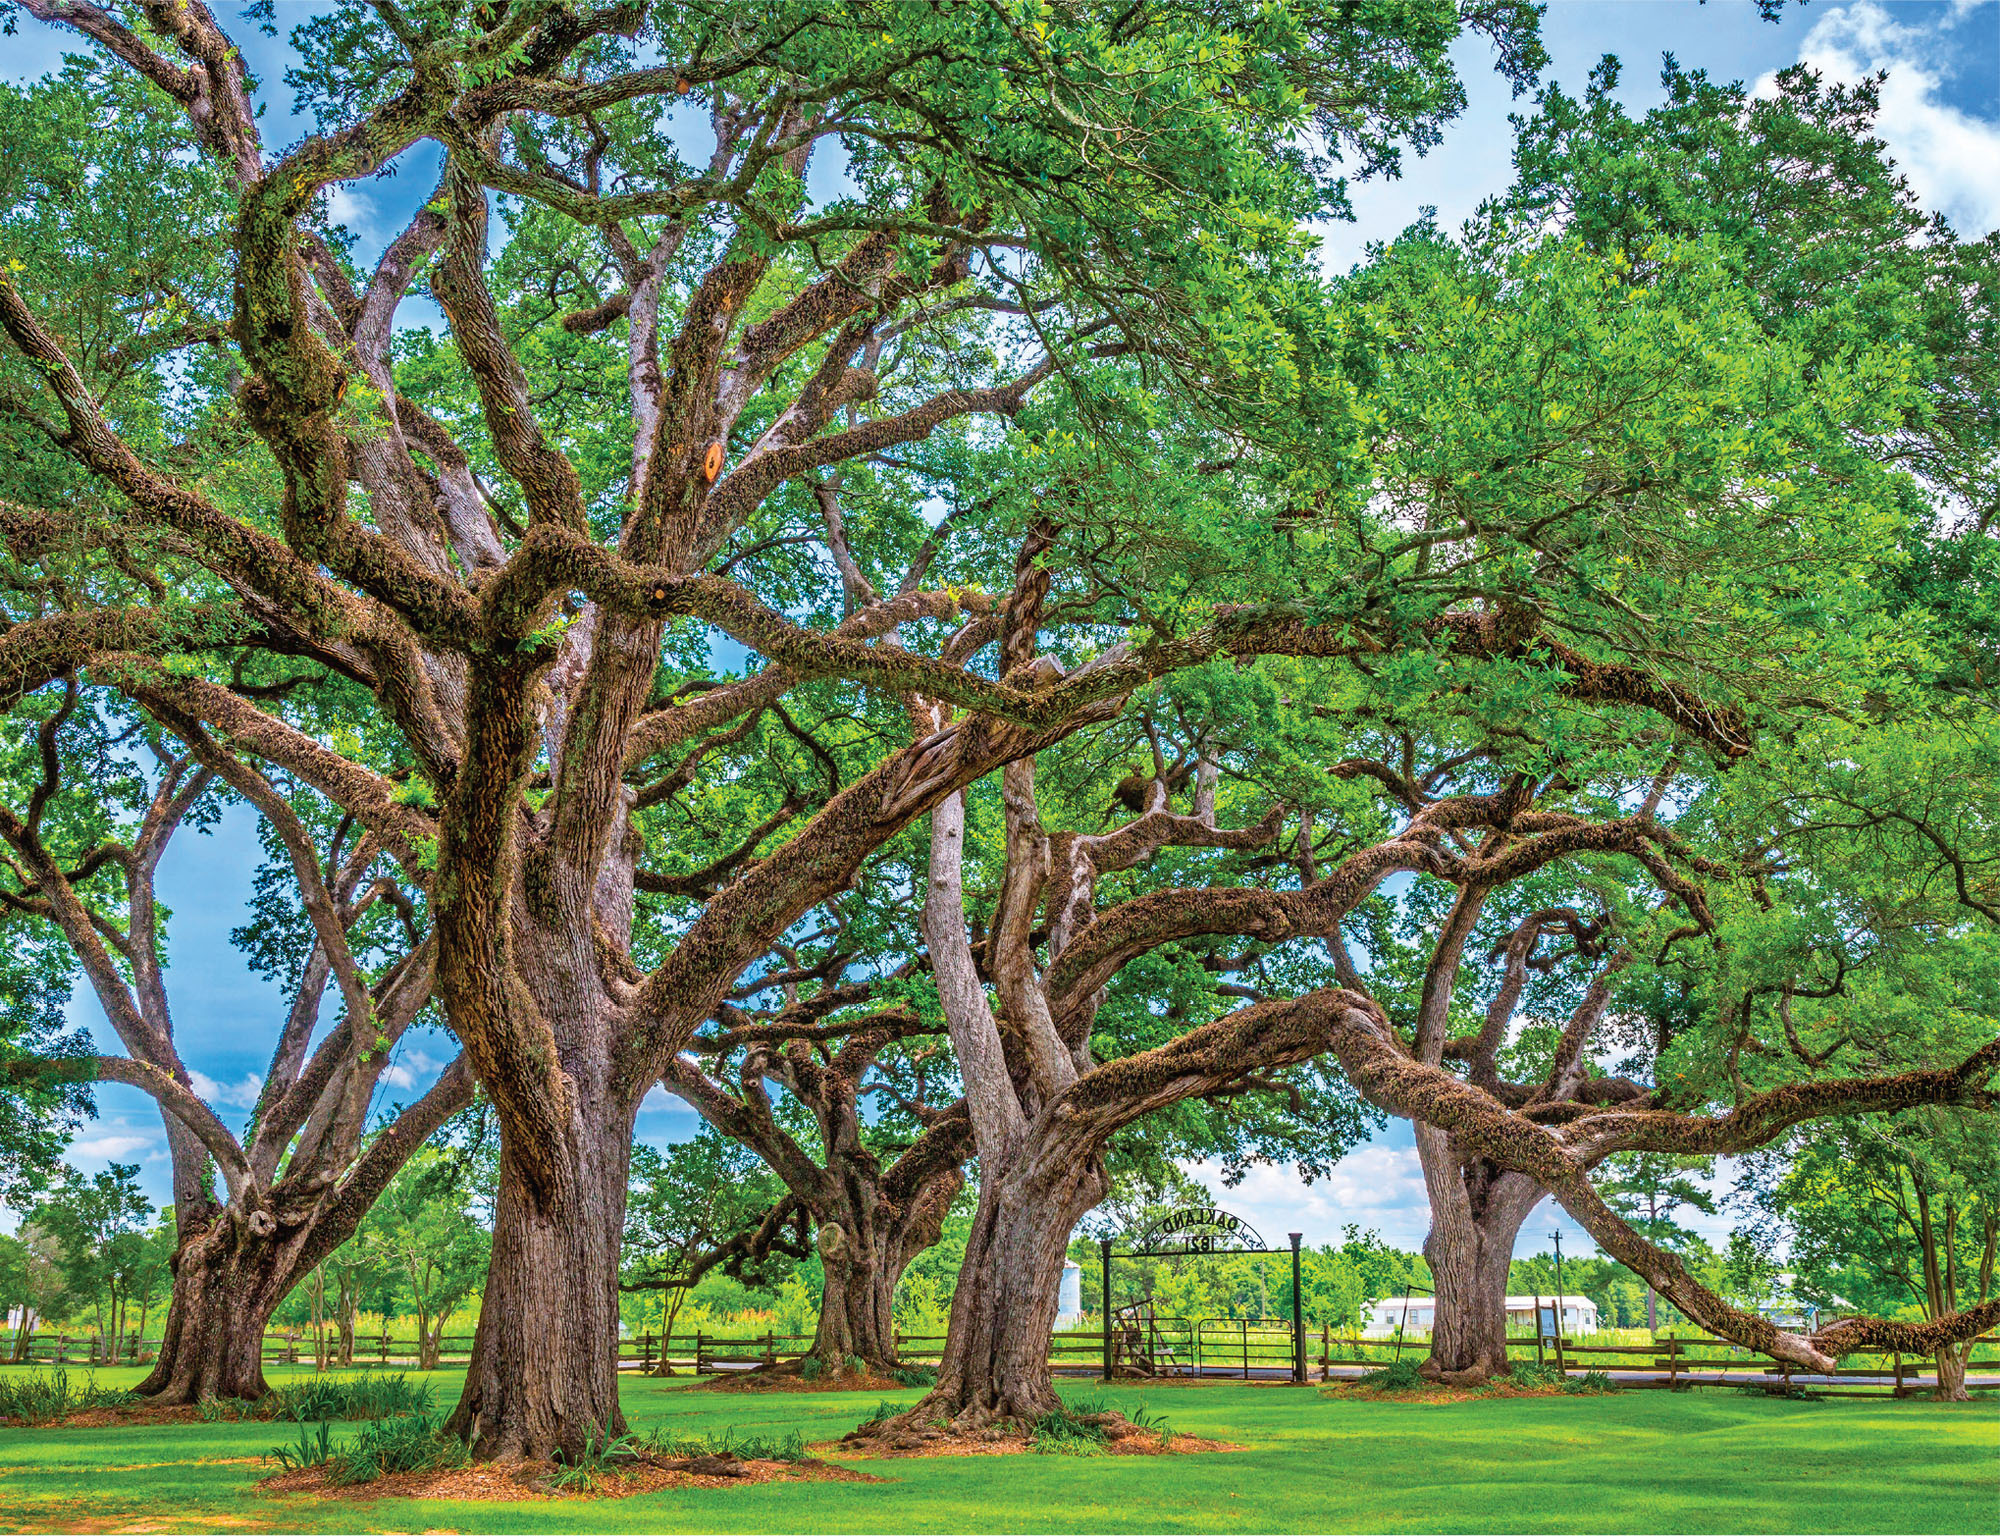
256, 1453, 883, 1503
831, 1420, 1239, 1459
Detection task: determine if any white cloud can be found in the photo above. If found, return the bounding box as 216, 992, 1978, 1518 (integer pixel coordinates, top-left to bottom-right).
188, 1069, 265, 1110
1178, 1141, 1442, 1249
71, 1134, 156, 1160
325, 183, 377, 237
1759, 0, 2000, 235
381, 1049, 442, 1091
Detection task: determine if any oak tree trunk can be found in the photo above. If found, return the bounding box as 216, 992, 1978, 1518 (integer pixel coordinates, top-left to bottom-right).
1417, 1130, 1543, 1385
448, 1125, 632, 1460
135, 1221, 282, 1403
810, 1224, 903, 1372
1425, 1222, 1518, 1382
890, 1141, 1106, 1429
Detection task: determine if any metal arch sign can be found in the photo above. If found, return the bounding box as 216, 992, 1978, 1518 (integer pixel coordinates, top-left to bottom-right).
1131, 1206, 1269, 1257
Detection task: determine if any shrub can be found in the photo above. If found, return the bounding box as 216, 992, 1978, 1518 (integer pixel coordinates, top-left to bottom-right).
798, 1356, 826, 1383
1357, 1359, 1426, 1390
889, 1363, 937, 1388
265, 1372, 432, 1422
327, 1411, 471, 1485
858, 1398, 900, 1428
265, 1420, 334, 1473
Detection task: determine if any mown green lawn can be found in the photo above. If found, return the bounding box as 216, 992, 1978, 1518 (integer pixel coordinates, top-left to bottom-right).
0, 1365, 1993, 1534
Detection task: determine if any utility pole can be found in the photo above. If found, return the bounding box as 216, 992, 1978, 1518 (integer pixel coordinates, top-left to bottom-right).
1550, 1229, 1569, 1375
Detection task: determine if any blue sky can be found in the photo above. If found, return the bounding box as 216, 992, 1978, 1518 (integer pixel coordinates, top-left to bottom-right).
16, 3, 2000, 1258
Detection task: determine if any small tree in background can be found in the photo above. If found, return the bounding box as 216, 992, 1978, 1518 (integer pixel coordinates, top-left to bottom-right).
1596, 1153, 1718, 1333
620, 1132, 794, 1373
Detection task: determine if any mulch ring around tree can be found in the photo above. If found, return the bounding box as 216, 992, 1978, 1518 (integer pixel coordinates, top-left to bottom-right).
257, 1452, 886, 1502
11, 1403, 210, 1429
1318, 1379, 1619, 1406
827, 1417, 1241, 1459
697, 1367, 921, 1394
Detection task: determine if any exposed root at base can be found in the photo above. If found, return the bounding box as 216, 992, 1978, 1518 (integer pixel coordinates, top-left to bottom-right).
256, 1452, 884, 1502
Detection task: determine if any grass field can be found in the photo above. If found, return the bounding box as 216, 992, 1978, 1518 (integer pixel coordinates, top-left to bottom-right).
0, 1365, 1994, 1534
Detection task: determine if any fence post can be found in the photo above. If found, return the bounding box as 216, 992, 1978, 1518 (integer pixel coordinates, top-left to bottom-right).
764, 1330, 776, 1368
1321, 1323, 1330, 1377
1241, 1319, 1250, 1381
696, 1332, 708, 1376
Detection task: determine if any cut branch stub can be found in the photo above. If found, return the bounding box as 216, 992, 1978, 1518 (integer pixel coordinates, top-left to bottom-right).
702, 442, 725, 483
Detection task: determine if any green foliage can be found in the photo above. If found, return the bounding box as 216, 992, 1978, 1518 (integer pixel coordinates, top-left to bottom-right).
264, 1419, 333, 1474
1356, 1359, 1426, 1391
548, 1424, 639, 1491
1564, 1370, 1618, 1396
326, 1411, 471, 1486
644, 1427, 810, 1464
889, 1364, 937, 1389
0, 1367, 135, 1424
1028, 1402, 1112, 1456
1507, 1362, 1565, 1390
263, 1372, 433, 1423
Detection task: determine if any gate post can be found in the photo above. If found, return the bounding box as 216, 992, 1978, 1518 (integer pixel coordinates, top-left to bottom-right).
1101, 1236, 1114, 1382
1289, 1233, 1305, 1384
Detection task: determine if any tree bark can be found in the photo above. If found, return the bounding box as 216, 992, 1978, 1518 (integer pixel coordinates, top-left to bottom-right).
1417, 1129, 1545, 1383
809, 1221, 903, 1371
447, 1124, 632, 1460
1933, 1346, 1969, 1402
894, 1138, 1107, 1427
136, 1217, 284, 1403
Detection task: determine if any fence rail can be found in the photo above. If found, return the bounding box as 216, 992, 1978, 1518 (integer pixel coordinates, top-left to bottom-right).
7, 1324, 1994, 1398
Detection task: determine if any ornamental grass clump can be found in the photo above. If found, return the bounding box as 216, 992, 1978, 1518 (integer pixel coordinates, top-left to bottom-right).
0, 1368, 137, 1424
326, 1412, 471, 1485
265, 1372, 432, 1422
265, 1419, 333, 1473
1029, 1399, 1112, 1456
1357, 1359, 1427, 1390
1563, 1369, 1618, 1395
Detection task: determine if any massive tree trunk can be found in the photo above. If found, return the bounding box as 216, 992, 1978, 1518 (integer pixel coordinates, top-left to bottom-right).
902, 1139, 1108, 1426
136, 1214, 284, 1403
1417, 1129, 1546, 1383
810, 1223, 901, 1371
448, 1118, 633, 1460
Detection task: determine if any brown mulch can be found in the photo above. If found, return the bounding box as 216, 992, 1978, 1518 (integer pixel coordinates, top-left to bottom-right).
829, 1419, 1240, 1459
1319, 1380, 1600, 1405
697, 1368, 916, 1394
9, 1403, 209, 1429
257, 1452, 884, 1503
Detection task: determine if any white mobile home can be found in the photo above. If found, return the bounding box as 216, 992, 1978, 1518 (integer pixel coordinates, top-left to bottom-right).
1362, 1294, 1598, 1336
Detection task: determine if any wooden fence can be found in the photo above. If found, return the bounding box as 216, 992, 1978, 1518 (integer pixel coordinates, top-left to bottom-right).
8, 1322, 1995, 1397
